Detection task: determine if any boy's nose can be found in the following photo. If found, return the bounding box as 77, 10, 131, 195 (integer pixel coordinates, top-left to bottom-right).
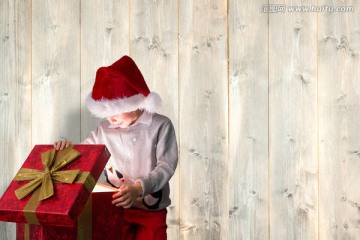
107, 116, 116, 123
110, 117, 117, 123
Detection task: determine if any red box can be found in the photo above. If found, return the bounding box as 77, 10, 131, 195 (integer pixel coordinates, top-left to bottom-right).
15, 191, 124, 240
0, 145, 110, 228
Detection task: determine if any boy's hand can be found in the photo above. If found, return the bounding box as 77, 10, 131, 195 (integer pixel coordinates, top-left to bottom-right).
54, 140, 72, 150
112, 182, 143, 208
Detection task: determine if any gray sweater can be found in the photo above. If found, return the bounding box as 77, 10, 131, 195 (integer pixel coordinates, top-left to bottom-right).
82, 111, 178, 210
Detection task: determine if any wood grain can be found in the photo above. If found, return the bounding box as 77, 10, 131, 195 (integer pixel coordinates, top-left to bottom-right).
269, 0, 318, 239
318, 0, 360, 239
0, 0, 31, 239
229, 0, 269, 239
179, 0, 228, 239
32, 0, 81, 144
129, 0, 179, 238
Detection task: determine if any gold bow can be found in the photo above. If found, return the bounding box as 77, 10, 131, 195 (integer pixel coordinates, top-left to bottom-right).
14, 145, 81, 201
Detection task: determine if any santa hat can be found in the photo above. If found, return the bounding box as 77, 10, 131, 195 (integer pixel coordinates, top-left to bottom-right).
86, 55, 162, 118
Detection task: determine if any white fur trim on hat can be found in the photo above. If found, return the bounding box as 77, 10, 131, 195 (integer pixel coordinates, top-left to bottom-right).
86, 92, 162, 118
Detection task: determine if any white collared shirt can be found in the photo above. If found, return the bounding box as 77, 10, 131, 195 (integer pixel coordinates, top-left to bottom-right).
82, 111, 178, 210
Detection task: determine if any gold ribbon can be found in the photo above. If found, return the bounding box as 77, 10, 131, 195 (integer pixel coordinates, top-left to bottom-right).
77, 196, 92, 239
14, 145, 81, 201
20, 171, 96, 225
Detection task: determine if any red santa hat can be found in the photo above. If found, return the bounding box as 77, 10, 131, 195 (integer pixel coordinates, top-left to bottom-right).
86, 55, 162, 118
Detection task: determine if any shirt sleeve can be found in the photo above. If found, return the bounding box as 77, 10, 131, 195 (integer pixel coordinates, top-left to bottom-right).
136, 120, 178, 197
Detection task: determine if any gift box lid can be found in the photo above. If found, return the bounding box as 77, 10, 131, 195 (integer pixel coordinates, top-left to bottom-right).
0, 144, 110, 227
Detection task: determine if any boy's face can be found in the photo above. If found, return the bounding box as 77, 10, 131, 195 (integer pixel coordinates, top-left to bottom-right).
106, 110, 142, 128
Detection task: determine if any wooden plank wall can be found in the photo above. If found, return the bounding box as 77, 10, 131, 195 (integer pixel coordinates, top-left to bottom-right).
0, 1, 31, 239
1, 1, 359, 239
179, 0, 228, 239
229, 0, 269, 239
269, 0, 318, 239
318, 0, 360, 239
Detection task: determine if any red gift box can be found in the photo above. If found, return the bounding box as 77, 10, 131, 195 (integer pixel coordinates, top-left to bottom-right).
0, 144, 111, 236
15, 185, 124, 240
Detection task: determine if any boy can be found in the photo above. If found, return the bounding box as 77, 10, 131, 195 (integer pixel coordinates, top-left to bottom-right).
54, 55, 178, 240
